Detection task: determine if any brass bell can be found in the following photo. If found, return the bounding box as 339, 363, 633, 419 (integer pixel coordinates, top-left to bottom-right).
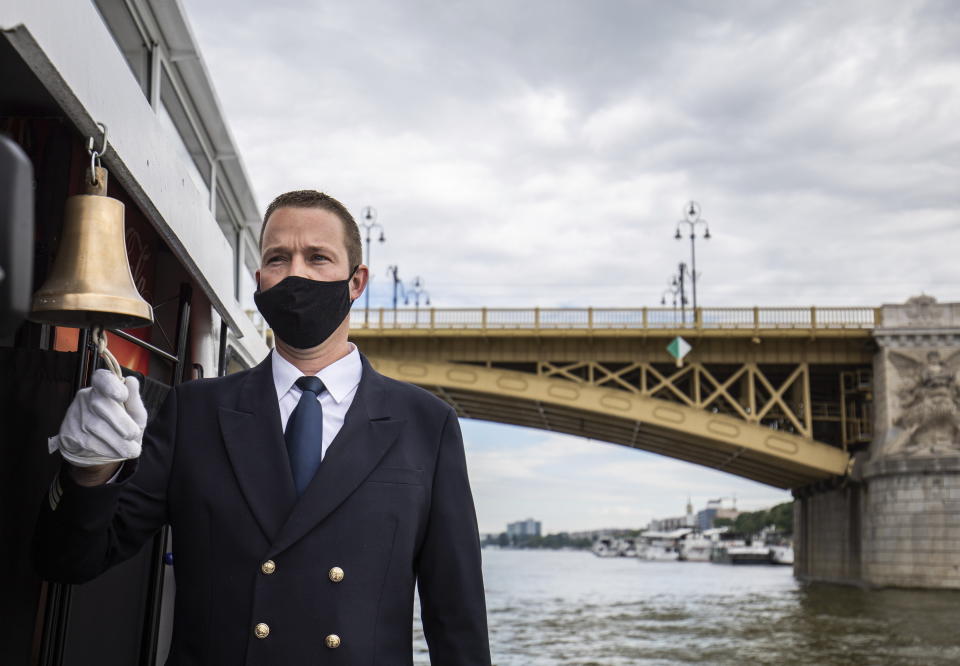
30, 166, 153, 330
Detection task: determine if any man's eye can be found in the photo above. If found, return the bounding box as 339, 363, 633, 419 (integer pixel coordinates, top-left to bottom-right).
312, 254, 329, 262
267, 256, 284, 264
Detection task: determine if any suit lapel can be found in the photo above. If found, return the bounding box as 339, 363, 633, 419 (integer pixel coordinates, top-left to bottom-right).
269, 356, 405, 556
219, 353, 297, 542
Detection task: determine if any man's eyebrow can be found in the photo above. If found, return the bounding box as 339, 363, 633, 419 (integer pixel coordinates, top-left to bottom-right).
302, 244, 337, 254
261, 244, 339, 256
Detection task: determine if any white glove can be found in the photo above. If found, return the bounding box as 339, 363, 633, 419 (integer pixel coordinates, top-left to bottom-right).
48, 369, 148, 467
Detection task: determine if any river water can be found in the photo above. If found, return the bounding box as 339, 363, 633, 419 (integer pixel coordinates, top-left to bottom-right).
413, 548, 960, 665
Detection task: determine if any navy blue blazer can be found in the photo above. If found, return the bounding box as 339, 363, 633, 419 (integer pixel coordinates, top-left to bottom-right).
35, 352, 491, 665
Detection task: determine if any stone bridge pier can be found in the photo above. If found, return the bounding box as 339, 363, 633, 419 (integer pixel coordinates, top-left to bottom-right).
795, 296, 960, 589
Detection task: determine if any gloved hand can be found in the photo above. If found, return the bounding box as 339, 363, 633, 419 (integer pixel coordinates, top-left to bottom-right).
48, 369, 148, 467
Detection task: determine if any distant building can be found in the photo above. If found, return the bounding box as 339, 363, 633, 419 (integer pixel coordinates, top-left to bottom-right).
696, 498, 740, 530
506, 518, 542, 539
647, 498, 697, 532
648, 515, 689, 531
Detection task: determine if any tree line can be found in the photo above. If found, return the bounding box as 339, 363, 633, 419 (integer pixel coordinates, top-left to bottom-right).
481, 532, 594, 549
483, 501, 795, 550
714, 501, 793, 536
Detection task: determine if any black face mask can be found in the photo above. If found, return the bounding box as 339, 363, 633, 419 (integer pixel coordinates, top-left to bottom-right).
253, 268, 357, 349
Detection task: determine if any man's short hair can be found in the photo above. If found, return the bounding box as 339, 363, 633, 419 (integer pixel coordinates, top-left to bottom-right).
259, 190, 363, 269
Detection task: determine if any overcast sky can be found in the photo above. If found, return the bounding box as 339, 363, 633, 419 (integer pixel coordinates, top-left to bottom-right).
182, 0, 959, 532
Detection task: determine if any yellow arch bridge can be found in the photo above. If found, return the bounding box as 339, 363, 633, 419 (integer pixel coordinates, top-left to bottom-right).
350, 306, 878, 489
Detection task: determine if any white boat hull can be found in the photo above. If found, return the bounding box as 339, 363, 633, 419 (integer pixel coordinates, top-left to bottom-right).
769, 545, 794, 565
679, 547, 712, 562
638, 545, 680, 561
712, 545, 772, 565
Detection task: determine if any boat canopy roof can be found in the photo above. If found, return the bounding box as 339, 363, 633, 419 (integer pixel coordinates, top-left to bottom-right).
640, 528, 694, 539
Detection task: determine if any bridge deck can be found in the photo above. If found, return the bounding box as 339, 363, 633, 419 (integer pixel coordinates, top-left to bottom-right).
351, 306, 879, 336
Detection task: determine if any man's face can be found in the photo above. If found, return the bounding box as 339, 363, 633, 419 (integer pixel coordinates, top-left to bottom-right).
256, 206, 364, 301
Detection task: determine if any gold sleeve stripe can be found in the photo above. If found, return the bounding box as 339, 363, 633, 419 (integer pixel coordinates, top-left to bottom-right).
48, 474, 63, 511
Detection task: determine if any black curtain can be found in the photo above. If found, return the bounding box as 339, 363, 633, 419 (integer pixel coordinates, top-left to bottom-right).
0, 348, 79, 664
0, 346, 168, 665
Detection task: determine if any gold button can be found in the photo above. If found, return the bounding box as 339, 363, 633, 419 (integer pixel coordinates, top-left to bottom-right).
328, 566, 344, 583
325, 633, 341, 649
261, 560, 276, 575
254, 623, 270, 639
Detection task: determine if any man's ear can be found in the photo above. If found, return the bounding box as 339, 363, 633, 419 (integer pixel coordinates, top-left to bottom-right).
350, 265, 368, 300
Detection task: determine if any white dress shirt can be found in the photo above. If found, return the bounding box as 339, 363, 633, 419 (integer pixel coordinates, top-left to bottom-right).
97, 345, 361, 489
271, 343, 362, 462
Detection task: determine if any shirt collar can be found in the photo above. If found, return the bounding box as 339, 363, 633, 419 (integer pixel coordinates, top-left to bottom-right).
271, 343, 362, 405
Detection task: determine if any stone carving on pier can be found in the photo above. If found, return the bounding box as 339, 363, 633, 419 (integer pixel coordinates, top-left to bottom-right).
857, 297, 960, 591
878, 295, 960, 335
882, 349, 960, 457
903, 294, 943, 325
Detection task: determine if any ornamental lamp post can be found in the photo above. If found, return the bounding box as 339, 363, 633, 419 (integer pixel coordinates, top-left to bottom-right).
674, 201, 711, 313
404, 276, 431, 326
660, 262, 689, 324
359, 206, 385, 326
386, 264, 406, 312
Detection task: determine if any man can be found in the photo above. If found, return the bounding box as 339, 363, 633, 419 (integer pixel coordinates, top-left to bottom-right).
35, 191, 491, 665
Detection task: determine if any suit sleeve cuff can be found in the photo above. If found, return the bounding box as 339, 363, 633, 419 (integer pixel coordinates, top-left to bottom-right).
47, 459, 139, 529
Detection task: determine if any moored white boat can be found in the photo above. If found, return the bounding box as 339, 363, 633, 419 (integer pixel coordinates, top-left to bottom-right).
618, 537, 639, 558
678, 538, 712, 562
711, 543, 773, 565
636, 528, 691, 561
679, 528, 727, 561
592, 537, 620, 557
640, 543, 681, 561
769, 544, 794, 565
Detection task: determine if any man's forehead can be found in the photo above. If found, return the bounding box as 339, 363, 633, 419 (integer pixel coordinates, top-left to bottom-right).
262, 206, 345, 246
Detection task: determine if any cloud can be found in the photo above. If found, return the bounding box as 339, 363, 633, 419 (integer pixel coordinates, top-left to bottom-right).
504, 88, 575, 146
183, 0, 960, 308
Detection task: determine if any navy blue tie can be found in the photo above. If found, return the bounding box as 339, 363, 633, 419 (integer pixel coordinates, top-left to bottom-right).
285, 376, 325, 495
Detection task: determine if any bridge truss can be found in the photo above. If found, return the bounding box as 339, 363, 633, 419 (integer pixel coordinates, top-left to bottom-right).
352, 307, 877, 488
